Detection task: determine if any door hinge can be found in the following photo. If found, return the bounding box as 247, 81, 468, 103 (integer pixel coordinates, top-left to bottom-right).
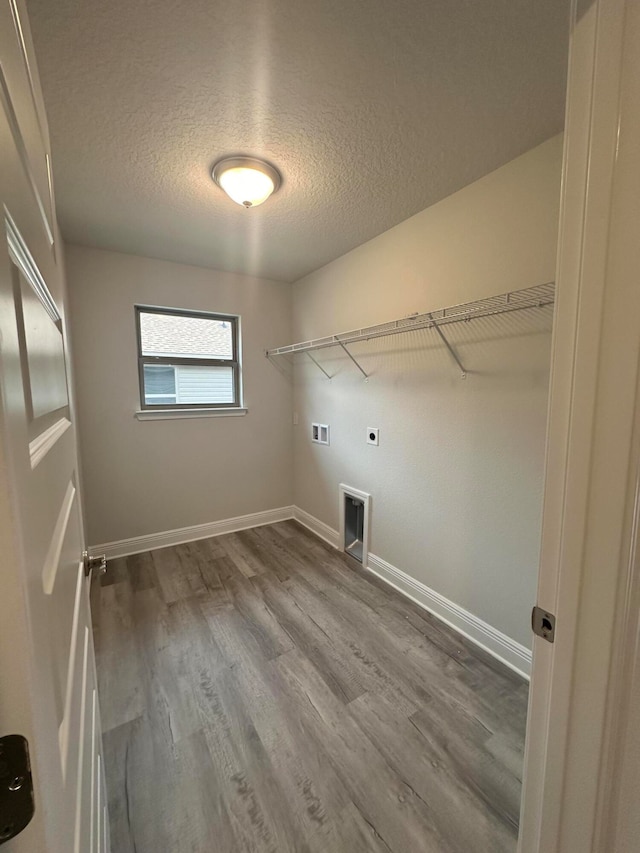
532, 606, 556, 643
0, 735, 35, 844
83, 550, 107, 579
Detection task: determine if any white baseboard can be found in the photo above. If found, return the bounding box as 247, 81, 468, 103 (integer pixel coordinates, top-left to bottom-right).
366, 553, 532, 680
91, 506, 295, 559
292, 506, 341, 549
93, 503, 531, 679
293, 507, 531, 679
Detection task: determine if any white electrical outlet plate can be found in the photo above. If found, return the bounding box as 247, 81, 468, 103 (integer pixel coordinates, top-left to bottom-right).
367, 427, 379, 445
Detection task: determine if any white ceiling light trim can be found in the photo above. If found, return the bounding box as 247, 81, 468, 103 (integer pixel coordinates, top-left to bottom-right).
212, 156, 281, 208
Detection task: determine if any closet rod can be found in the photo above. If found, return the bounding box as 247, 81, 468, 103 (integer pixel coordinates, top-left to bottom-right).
266, 282, 555, 359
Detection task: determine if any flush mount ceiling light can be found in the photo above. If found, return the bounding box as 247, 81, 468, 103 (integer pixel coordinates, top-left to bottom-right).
212, 156, 281, 209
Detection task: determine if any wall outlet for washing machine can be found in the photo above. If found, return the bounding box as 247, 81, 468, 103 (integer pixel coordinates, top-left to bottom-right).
367, 427, 379, 446
312, 423, 330, 445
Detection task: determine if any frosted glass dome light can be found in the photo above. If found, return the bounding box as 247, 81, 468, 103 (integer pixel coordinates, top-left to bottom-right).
212, 157, 281, 208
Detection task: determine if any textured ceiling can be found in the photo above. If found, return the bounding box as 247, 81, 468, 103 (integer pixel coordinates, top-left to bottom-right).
27, 0, 569, 283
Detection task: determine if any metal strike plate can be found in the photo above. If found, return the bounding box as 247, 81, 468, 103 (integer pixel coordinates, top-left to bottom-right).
0, 735, 35, 844
532, 606, 556, 643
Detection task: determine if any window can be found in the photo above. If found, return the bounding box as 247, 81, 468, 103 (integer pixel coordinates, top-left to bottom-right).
135, 306, 241, 409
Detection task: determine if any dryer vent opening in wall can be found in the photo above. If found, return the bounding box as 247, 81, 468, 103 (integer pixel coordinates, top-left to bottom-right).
344, 496, 365, 562
339, 484, 371, 568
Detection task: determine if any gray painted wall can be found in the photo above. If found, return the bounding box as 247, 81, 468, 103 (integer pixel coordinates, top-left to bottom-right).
291, 135, 562, 648
66, 246, 292, 546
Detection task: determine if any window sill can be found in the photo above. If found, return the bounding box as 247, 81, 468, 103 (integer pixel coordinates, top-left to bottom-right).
135, 407, 248, 421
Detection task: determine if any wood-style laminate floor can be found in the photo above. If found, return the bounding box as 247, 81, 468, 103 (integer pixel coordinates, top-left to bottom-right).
92, 520, 528, 853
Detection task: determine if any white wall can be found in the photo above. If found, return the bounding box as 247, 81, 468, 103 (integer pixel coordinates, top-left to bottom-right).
291, 135, 562, 648
66, 245, 292, 546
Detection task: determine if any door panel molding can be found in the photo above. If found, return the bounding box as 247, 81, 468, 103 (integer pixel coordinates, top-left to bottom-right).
7, 0, 47, 151
90, 689, 98, 849
7, 209, 69, 420
29, 416, 72, 468
6, 206, 59, 321
73, 626, 91, 853
0, 64, 54, 248
19, 273, 69, 419
58, 563, 85, 782
42, 479, 76, 594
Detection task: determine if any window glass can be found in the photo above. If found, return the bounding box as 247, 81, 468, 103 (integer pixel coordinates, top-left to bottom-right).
139, 311, 233, 359
142, 364, 176, 405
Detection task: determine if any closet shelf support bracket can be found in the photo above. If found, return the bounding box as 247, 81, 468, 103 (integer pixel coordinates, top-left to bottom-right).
306, 351, 332, 379
428, 314, 467, 379
337, 340, 368, 381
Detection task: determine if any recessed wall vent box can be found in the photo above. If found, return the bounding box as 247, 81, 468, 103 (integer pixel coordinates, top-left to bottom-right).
344, 496, 365, 562
339, 484, 371, 567
312, 423, 330, 445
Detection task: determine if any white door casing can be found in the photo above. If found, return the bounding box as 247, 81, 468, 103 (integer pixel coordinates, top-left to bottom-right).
0, 1, 108, 852
519, 0, 640, 850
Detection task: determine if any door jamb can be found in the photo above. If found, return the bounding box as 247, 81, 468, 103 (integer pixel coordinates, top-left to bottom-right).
519, 0, 640, 850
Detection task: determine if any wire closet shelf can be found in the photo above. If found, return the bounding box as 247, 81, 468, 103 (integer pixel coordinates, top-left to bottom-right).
266, 282, 555, 380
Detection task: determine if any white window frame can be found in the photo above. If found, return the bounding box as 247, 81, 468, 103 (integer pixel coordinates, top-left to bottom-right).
135, 305, 242, 411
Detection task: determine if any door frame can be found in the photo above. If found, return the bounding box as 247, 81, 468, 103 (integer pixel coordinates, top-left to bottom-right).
519, 0, 640, 850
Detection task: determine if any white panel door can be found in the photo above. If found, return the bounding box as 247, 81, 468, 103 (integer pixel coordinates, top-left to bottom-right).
0, 2, 107, 852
